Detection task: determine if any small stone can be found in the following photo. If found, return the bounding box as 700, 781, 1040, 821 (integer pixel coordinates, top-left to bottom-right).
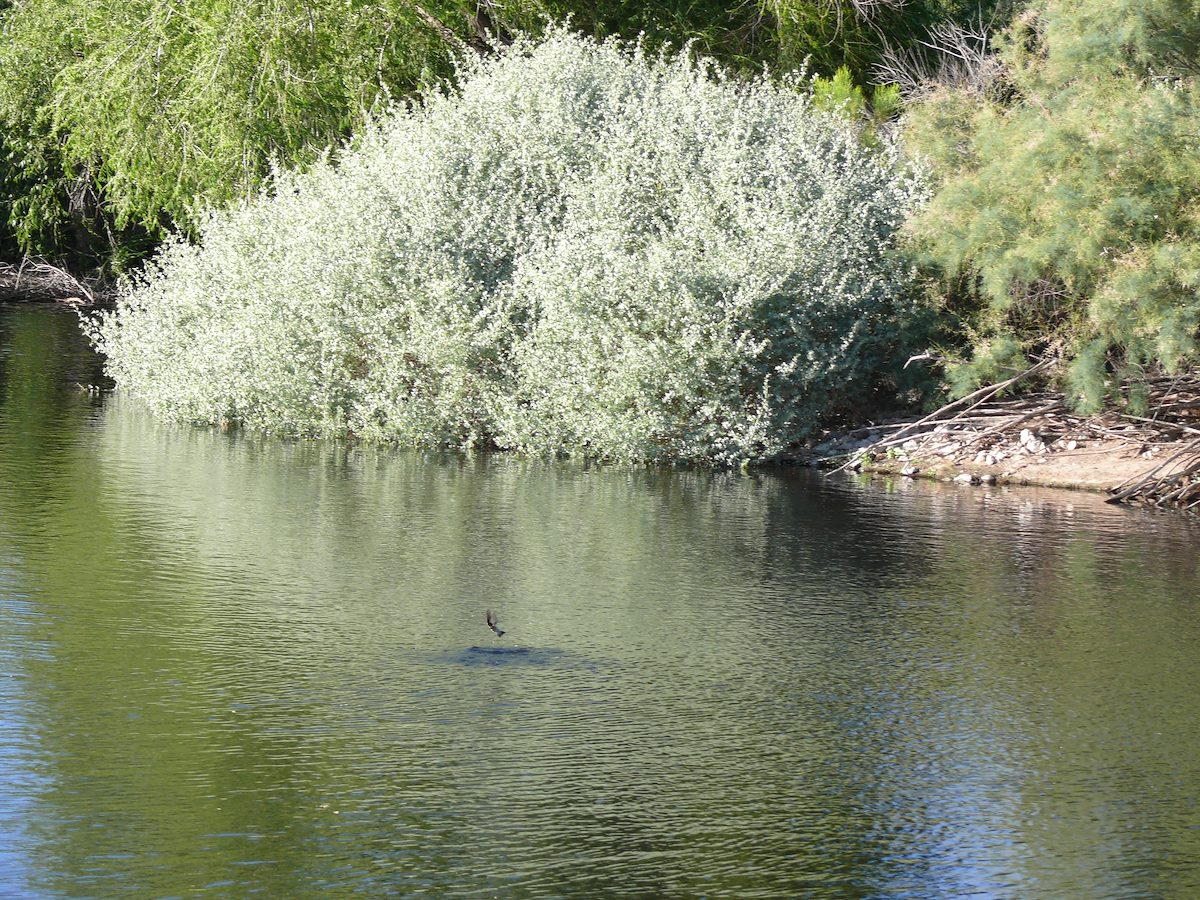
954, 473, 975, 484
980, 473, 997, 485
1066, 439, 1078, 451
1018, 428, 1046, 453
938, 443, 961, 457
902, 440, 919, 451
900, 465, 920, 477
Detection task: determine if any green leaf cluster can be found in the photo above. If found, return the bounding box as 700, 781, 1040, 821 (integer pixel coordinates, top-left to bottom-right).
812, 66, 902, 127
905, 0, 1200, 407
0, 0, 463, 267
0, 0, 996, 269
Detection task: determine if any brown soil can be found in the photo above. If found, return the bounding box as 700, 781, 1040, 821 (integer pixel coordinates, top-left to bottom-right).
860, 438, 1167, 493
804, 368, 1200, 509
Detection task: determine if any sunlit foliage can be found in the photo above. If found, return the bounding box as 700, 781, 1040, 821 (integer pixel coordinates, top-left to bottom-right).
93, 31, 927, 463
0, 0, 993, 269
0, 0, 461, 266
904, 0, 1200, 408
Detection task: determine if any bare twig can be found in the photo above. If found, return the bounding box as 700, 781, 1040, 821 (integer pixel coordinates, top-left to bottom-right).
1117, 413, 1200, 439
405, 2, 480, 56
827, 357, 1054, 474
1107, 437, 1200, 504
876, 15, 1005, 99
0, 259, 106, 304
957, 400, 1064, 450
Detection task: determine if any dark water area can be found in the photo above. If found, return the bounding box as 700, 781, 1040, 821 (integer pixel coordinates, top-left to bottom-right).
1, 304, 1199, 898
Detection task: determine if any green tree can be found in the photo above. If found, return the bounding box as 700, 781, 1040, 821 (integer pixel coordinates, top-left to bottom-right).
0, 0, 463, 268
904, 0, 1200, 408
0, 0, 997, 271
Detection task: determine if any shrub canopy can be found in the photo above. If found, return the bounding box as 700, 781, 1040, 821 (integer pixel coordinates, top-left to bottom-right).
93, 30, 926, 463
904, 0, 1200, 407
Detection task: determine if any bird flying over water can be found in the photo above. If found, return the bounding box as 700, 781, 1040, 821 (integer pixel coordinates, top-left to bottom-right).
486, 609, 506, 637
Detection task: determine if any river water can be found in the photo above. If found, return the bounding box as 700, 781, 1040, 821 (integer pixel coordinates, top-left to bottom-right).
1, 303, 1199, 898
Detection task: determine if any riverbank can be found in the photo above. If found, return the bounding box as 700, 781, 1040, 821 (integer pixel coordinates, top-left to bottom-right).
7, 290, 1199, 508
803, 378, 1200, 510
830, 434, 1173, 493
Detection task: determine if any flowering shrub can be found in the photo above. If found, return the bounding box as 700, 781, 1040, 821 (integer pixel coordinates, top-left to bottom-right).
93, 28, 926, 463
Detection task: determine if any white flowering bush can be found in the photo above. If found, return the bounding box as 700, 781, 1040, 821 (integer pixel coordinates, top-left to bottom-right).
92, 27, 927, 463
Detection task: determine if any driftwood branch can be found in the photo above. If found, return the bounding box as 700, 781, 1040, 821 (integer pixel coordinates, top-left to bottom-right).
0, 259, 106, 304
1106, 437, 1200, 505
827, 356, 1054, 475
819, 355, 1200, 513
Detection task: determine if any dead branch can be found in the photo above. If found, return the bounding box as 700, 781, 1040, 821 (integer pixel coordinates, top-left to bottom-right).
876, 16, 1005, 100
0, 259, 108, 304
1106, 437, 1200, 505
406, 3, 482, 56
814, 354, 1200, 513
827, 356, 1054, 474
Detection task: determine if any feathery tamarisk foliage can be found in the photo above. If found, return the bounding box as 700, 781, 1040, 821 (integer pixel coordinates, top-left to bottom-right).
903, 0, 1200, 409
92, 30, 927, 463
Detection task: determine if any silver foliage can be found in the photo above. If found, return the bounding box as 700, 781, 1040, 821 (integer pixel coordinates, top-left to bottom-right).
93, 28, 926, 463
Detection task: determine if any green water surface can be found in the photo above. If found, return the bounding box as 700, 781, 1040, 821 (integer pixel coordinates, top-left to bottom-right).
1, 304, 1199, 898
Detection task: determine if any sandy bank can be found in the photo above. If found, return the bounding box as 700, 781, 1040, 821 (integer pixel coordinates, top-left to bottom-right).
804, 384, 1200, 510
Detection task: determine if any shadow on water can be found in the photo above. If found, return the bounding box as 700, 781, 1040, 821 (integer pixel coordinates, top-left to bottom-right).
456, 645, 566, 666
434, 645, 605, 672
3, 305, 1200, 898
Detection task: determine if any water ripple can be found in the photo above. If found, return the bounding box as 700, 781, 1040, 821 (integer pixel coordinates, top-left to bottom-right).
1, 306, 1199, 897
